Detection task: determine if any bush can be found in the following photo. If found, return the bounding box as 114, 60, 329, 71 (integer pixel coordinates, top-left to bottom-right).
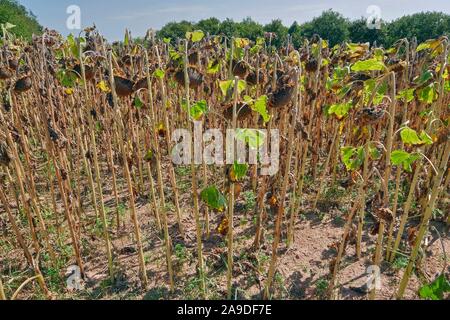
0, 0, 42, 40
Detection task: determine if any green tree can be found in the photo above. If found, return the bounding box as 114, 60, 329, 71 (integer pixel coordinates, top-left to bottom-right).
348, 18, 387, 45
0, 0, 42, 40
385, 12, 450, 47
195, 17, 221, 36
156, 20, 194, 42
235, 17, 264, 41
288, 21, 303, 48
264, 19, 288, 47
301, 10, 350, 46
219, 18, 238, 38
154, 11, 450, 48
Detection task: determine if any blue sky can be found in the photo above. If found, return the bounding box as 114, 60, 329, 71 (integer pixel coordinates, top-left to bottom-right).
19, 0, 450, 40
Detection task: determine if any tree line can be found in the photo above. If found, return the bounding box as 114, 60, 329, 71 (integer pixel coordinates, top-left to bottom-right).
157, 10, 450, 47
0, 0, 449, 47
0, 0, 42, 40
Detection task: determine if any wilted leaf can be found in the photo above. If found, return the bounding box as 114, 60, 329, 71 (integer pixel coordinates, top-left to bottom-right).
397, 88, 415, 103
415, 70, 434, 86
97, 81, 110, 93
418, 84, 437, 104
391, 150, 420, 172
391, 150, 411, 165
57, 69, 78, 88
186, 30, 204, 42
362, 79, 388, 105
386, 47, 397, 54
256, 37, 265, 46
416, 42, 430, 52
346, 43, 369, 53
252, 95, 270, 123
190, 100, 208, 120
219, 79, 246, 97
67, 34, 85, 58
201, 186, 227, 211
207, 60, 221, 74
235, 129, 266, 150
419, 131, 433, 145
182, 99, 208, 120
153, 69, 165, 79
169, 48, 181, 62
328, 102, 352, 120
351, 59, 386, 72
341, 146, 364, 171
400, 127, 422, 145
416, 38, 443, 55
234, 38, 250, 48
374, 48, 384, 61
250, 44, 263, 55
333, 66, 349, 80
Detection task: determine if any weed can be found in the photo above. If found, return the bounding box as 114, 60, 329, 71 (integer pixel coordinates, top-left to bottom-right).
315, 278, 329, 298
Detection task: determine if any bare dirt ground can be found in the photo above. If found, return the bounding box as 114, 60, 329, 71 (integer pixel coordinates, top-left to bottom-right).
1, 162, 448, 300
